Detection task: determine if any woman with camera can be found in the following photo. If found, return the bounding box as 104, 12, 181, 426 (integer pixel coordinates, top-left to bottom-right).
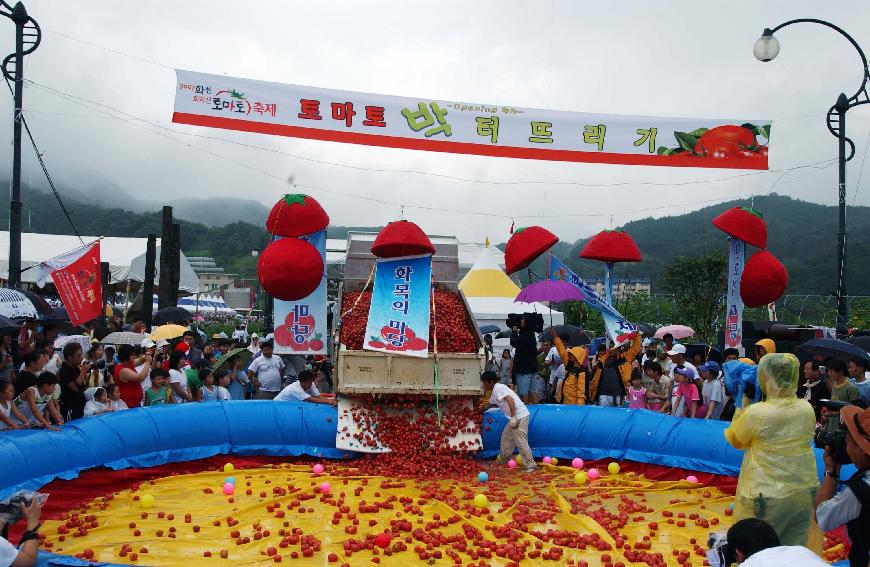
815, 403, 870, 567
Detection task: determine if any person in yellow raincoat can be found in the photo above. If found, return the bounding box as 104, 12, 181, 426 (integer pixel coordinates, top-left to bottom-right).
724, 352, 818, 547
551, 334, 587, 405
589, 333, 642, 406
755, 338, 776, 361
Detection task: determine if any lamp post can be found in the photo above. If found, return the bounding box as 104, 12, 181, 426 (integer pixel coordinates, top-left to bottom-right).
0, 1, 40, 288
754, 20, 870, 337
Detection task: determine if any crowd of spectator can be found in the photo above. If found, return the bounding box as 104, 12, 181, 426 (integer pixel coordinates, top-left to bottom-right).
0, 322, 336, 431
482, 326, 870, 423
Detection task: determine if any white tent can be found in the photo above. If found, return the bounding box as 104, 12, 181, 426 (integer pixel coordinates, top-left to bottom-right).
0, 231, 200, 294
458, 245, 563, 329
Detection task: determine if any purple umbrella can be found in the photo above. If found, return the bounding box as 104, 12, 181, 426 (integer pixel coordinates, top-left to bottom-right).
515, 280, 585, 303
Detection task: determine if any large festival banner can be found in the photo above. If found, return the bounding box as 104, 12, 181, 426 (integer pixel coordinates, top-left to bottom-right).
37, 241, 102, 326
364, 256, 432, 358
725, 238, 745, 351
174, 69, 771, 170
548, 255, 637, 342
272, 230, 327, 355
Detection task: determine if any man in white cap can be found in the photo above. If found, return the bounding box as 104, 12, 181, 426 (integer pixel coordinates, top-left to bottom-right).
666, 344, 697, 380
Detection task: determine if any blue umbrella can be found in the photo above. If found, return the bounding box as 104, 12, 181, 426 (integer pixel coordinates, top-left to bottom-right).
479, 325, 501, 334
797, 338, 870, 363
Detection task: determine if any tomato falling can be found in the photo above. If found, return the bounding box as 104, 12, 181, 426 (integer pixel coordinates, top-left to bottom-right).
340, 395, 483, 479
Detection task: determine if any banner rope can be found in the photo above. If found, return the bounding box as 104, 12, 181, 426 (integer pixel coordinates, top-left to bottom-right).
431, 282, 441, 428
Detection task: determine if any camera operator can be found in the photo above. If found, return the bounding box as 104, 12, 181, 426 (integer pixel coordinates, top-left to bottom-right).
710, 518, 828, 566
814, 403, 870, 567
509, 315, 538, 404
0, 497, 42, 567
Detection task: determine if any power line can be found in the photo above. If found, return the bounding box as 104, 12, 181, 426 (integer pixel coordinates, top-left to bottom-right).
4, 78, 83, 242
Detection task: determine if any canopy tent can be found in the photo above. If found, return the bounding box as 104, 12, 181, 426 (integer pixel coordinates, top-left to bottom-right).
113, 294, 235, 316
459, 245, 563, 329
0, 232, 200, 294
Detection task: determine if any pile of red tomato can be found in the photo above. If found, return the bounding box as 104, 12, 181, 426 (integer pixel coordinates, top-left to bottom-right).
339, 290, 478, 353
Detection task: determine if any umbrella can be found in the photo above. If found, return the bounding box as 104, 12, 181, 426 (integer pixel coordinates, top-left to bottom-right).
0, 315, 18, 333
515, 280, 585, 304
212, 347, 253, 372
479, 325, 501, 334
54, 335, 91, 352
654, 325, 695, 340
541, 325, 590, 346
101, 331, 147, 346
0, 288, 44, 320
153, 306, 192, 325
39, 306, 69, 322
149, 324, 188, 341
635, 323, 657, 336
848, 336, 870, 353
797, 338, 870, 364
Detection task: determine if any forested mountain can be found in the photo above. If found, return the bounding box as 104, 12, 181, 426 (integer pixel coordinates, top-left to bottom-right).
3, 183, 868, 295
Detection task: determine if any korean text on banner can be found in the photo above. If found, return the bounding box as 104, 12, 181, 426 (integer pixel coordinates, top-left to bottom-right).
173, 69, 771, 170
725, 238, 745, 350
548, 255, 637, 342
364, 256, 432, 358
273, 231, 327, 355
48, 242, 102, 327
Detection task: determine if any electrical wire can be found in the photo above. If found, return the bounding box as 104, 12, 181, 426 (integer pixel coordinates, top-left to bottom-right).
4, 78, 83, 242
23, 78, 843, 224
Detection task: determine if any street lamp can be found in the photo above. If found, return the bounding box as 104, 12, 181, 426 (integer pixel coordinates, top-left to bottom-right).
754, 20, 870, 336
0, 1, 40, 288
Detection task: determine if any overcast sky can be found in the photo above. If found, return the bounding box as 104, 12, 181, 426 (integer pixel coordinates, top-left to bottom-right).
2, 0, 869, 243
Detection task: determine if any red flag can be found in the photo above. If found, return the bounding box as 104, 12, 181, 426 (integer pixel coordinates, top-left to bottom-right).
49, 242, 102, 326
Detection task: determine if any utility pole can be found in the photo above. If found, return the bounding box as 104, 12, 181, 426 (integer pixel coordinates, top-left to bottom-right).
143, 234, 156, 330
0, 2, 41, 288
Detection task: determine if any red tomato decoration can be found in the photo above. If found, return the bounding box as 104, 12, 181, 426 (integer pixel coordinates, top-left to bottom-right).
257, 238, 323, 301
371, 220, 436, 258
504, 226, 559, 275
266, 194, 329, 237
712, 206, 767, 249
693, 125, 756, 158
740, 251, 788, 307
374, 533, 392, 549
580, 230, 642, 263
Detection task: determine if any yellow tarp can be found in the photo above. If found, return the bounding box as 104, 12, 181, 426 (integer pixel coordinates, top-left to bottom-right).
40, 463, 743, 566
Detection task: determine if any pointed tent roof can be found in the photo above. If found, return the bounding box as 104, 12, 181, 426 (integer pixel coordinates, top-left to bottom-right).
459, 245, 520, 298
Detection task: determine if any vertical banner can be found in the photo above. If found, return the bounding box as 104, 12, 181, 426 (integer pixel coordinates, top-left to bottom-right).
48, 242, 103, 326
548, 255, 637, 342
364, 255, 432, 358
725, 238, 745, 350
272, 230, 327, 354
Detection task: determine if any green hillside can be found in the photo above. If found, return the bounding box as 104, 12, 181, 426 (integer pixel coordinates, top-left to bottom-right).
4, 184, 868, 296
518, 194, 870, 296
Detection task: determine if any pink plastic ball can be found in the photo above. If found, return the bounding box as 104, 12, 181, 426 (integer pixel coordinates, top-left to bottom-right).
542, 456, 552, 465
222, 482, 235, 495
587, 468, 600, 480
507, 459, 517, 469
686, 475, 699, 484
571, 458, 584, 469
312, 463, 325, 474
320, 481, 331, 493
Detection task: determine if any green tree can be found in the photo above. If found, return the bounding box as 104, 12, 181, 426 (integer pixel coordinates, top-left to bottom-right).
659, 252, 727, 344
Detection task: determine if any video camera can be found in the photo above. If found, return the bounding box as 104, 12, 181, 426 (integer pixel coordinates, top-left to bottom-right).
814, 399, 868, 465
505, 313, 544, 333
